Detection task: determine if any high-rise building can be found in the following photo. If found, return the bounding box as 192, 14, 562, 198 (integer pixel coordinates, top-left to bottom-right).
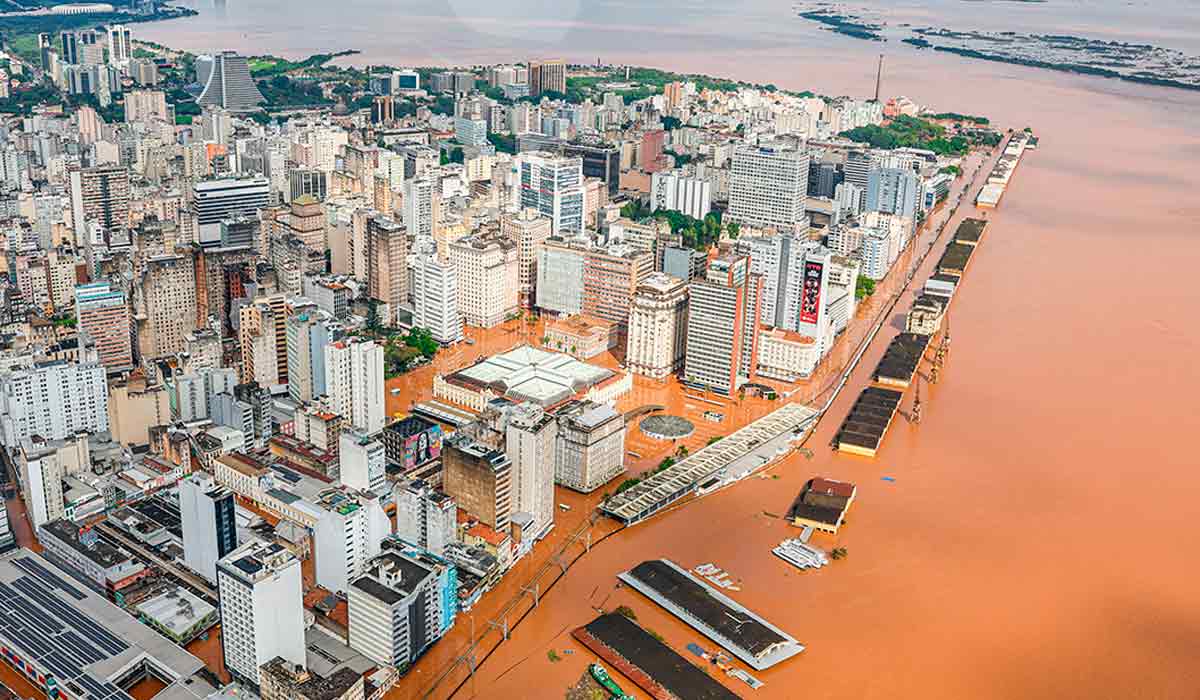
347, 545, 455, 669
216, 541, 305, 688
442, 434, 512, 532
501, 209, 552, 308
239, 294, 288, 386
626, 272, 689, 380
403, 177, 439, 239
866, 167, 921, 219
124, 89, 168, 122
535, 237, 585, 316
0, 360, 107, 449
192, 176, 270, 246
562, 139, 621, 197
324, 338, 385, 434
727, 144, 810, 233
449, 230, 518, 328
106, 25, 131, 65
505, 403, 558, 541
367, 215, 407, 325
394, 480, 456, 556
683, 253, 763, 396
74, 281, 132, 370
527, 59, 566, 96
651, 169, 712, 220
196, 51, 266, 112
581, 243, 654, 328
179, 472, 238, 583
410, 254, 462, 345
69, 165, 130, 242
340, 430, 386, 494
285, 307, 336, 402
553, 401, 625, 493
140, 253, 197, 359
16, 438, 66, 529
312, 488, 390, 593
516, 152, 584, 235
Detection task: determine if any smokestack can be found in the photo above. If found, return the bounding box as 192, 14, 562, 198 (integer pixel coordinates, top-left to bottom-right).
874, 54, 884, 103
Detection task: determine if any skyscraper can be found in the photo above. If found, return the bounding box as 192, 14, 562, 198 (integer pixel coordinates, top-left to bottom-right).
197, 51, 266, 113
505, 402, 558, 541
69, 165, 130, 242
74, 281, 132, 370
106, 25, 131, 65
516, 152, 584, 235
448, 230, 519, 328
367, 215, 407, 325
410, 253, 462, 345
727, 144, 811, 233
180, 473, 238, 583
683, 253, 763, 396
216, 542, 305, 689
866, 167, 921, 219
140, 253, 198, 359
324, 338, 385, 434
394, 480, 456, 556
192, 176, 270, 246
527, 59, 566, 96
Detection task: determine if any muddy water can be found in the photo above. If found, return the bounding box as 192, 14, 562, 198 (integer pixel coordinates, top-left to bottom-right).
435, 37, 1200, 700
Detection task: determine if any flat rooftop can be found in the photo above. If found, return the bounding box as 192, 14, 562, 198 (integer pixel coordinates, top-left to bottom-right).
0, 550, 206, 699
574, 613, 741, 700
834, 387, 903, 452
873, 333, 932, 385
953, 217, 988, 244
619, 559, 804, 670
937, 241, 975, 275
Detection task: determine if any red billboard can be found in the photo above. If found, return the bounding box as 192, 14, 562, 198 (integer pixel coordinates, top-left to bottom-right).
799, 260, 823, 325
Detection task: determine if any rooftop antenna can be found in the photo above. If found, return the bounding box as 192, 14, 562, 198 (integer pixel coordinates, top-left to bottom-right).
873, 54, 883, 103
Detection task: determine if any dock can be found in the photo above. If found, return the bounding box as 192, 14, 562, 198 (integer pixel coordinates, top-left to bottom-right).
833, 387, 903, 457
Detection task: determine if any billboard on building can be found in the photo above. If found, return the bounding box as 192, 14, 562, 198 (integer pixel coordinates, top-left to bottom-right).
799, 260, 823, 325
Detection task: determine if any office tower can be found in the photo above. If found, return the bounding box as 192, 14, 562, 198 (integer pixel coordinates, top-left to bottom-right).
581, 243, 654, 328
140, 253, 197, 359
626, 272, 689, 380
340, 430, 386, 494
285, 307, 336, 402
124, 89, 168, 122
348, 547, 454, 669
192, 176, 270, 246
196, 51, 266, 112
553, 401, 625, 493
312, 488, 390, 593
683, 253, 763, 396
216, 542, 305, 688
527, 59, 566, 96
239, 295, 288, 386
410, 254, 462, 345
107, 25, 131, 65
367, 215, 407, 324
74, 281, 132, 370
180, 473, 238, 582
866, 167, 921, 219
535, 237, 585, 315
506, 403, 557, 541
0, 362, 108, 449
403, 177, 440, 239
516, 152, 584, 235
394, 480, 455, 556
727, 144, 811, 233
651, 169, 712, 219
324, 337, 385, 434
289, 168, 327, 203
38, 33, 53, 70
843, 149, 873, 189
442, 434, 513, 532
372, 94, 394, 124
449, 231, 518, 328
501, 209, 551, 308
454, 116, 488, 147
59, 31, 79, 65
562, 138, 621, 197
69, 165, 130, 242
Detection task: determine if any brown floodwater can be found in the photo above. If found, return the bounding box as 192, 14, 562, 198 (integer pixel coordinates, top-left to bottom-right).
147, 4, 1200, 696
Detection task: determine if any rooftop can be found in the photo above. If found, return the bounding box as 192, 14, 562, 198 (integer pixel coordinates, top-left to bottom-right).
444, 344, 616, 407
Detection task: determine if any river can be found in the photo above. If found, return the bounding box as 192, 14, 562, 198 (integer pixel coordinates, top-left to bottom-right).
142, 2, 1200, 697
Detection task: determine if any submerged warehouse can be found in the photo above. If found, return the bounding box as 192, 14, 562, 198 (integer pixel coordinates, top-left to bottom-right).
873, 333, 933, 388
833, 387, 904, 457
618, 559, 805, 671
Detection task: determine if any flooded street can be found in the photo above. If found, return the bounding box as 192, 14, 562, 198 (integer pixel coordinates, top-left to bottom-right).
141, 2, 1200, 697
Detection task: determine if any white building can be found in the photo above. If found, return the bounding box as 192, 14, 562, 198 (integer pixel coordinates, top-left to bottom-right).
394, 480, 456, 556
312, 488, 391, 594
179, 472, 239, 582
340, 430, 386, 495
505, 403, 558, 541
727, 144, 810, 233
449, 232, 519, 328
0, 359, 108, 447
324, 338, 385, 434
404, 177, 439, 239
650, 169, 712, 220
554, 401, 625, 493
216, 541, 306, 688
515, 151, 584, 235
347, 548, 448, 669
17, 438, 66, 530
626, 272, 689, 380
410, 253, 463, 345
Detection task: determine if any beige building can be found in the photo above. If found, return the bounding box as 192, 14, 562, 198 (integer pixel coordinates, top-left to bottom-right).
108, 377, 170, 447
626, 272, 688, 380
259, 658, 364, 700
544, 314, 617, 360
140, 253, 197, 359
756, 328, 818, 382
449, 229, 519, 329
500, 208, 551, 308
582, 243, 654, 329
239, 294, 288, 386
367, 215, 407, 324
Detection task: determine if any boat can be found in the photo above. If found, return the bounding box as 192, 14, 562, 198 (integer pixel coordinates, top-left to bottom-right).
589, 663, 635, 700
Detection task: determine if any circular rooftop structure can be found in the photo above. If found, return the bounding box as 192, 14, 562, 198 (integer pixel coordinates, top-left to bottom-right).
640, 414, 695, 441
